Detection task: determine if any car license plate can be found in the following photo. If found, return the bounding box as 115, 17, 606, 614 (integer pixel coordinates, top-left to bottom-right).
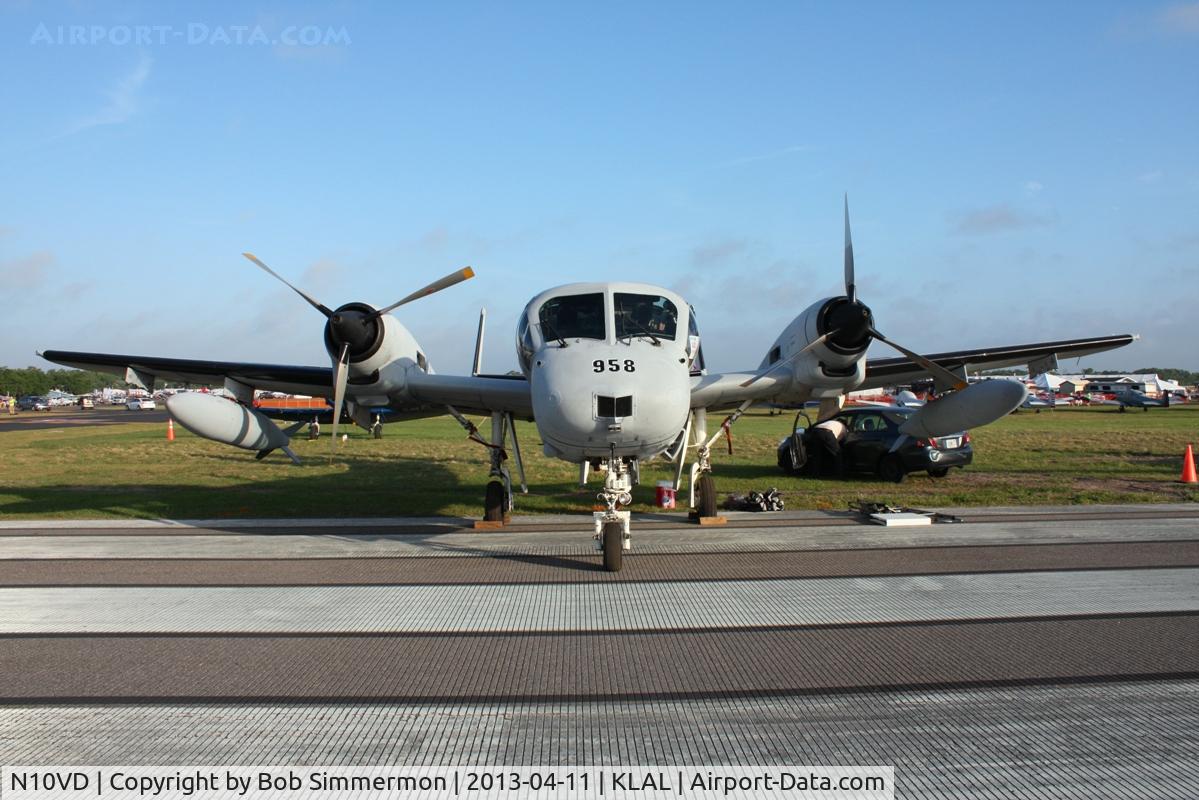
941, 437, 960, 449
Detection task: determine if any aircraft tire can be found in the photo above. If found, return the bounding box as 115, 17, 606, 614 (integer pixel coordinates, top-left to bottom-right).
879, 455, 906, 484
484, 480, 505, 522
696, 474, 717, 518
602, 521, 623, 572
372, 424, 383, 439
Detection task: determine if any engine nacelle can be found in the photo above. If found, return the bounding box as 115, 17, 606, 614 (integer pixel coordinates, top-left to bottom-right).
167, 392, 292, 453
760, 296, 873, 400
324, 306, 429, 394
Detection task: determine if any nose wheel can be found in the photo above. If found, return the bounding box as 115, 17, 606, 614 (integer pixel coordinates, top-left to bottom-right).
601, 520, 624, 572
595, 452, 633, 572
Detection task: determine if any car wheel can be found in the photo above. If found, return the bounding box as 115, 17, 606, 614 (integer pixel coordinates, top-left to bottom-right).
927, 467, 950, 478
879, 455, 906, 484
777, 444, 795, 474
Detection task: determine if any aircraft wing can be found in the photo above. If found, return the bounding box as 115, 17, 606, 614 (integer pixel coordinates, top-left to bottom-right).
689, 333, 1136, 409
857, 333, 1136, 391
40, 350, 335, 397
405, 372, 534, 419
40, 349, 535, 419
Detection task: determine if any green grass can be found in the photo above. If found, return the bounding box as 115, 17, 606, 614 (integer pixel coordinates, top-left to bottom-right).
2, 406, 1198, 519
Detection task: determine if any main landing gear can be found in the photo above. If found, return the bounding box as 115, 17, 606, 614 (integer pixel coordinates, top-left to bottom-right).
370, 413, 384, 439
685, 403, 752, 521
448, 407, 527, 527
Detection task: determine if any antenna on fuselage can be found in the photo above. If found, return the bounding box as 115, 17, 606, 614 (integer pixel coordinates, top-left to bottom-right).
472, 308, 486, 377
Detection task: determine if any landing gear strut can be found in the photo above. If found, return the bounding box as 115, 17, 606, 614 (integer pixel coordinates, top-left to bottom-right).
447, 407, 523, 526
370, 414, 384, 439
308, 416, 320, 440
594, 448, 632, 572
688, 401, 754, 520
483, 412, 512, 522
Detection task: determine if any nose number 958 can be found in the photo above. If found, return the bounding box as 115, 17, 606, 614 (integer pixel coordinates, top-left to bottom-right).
593, 359, 635, 373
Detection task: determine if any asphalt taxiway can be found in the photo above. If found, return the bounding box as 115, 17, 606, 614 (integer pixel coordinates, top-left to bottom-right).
0, 407, 169, 431
1, 505, 1196, 799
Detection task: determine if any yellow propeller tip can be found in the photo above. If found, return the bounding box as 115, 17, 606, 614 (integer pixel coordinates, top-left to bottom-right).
463, 266, 475, 279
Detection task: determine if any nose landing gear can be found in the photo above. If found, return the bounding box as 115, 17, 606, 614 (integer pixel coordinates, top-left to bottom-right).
594, 451, 633, 572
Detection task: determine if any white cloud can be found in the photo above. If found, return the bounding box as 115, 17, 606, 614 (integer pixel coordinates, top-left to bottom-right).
0, 250, 54, 290
951, 204, 1055, 235
63, 54, 152, 136
1158, 2, 1199, 35
715, 145, 813, 169
1024, 180, 1044, 195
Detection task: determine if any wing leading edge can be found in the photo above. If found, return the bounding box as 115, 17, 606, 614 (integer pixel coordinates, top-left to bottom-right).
858, 333, 1137, 391
40, 350, 333, 397
40, 349, 535, 420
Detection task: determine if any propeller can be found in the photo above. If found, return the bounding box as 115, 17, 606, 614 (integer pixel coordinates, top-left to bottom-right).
760, 199, 970, 394
868, 327, 968, 392
843, 194, 856, 304
244, 253, 476, 457
242, 253, 333, 317
367, 267, 475, 320
740, 330, 838, 388
329, 342, 350, 461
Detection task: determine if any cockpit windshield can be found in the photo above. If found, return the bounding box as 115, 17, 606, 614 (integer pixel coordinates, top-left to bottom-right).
614, 293, 678, 341
538, 292, 605, 342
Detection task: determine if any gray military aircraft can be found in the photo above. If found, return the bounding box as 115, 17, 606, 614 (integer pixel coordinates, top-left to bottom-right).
1109, 390, 1171, 412
41, 201, 1135, 570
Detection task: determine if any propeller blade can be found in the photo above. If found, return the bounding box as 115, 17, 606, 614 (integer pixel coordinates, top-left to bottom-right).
243, 253, 333, 318
367, 266, 475, 320
329, 343, 350, 461
843, 195, 856, 303
868, 328, 969, 392
739, 331, 837, 388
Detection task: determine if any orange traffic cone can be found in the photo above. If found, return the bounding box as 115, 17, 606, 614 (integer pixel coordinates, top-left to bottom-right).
1181, 444, 1197, 484
167, 419, 175, 442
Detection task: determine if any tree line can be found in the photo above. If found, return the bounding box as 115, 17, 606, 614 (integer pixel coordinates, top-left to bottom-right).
0, 367, 125, 397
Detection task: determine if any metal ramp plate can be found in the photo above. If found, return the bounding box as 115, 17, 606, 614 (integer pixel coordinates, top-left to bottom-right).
870, 512, 933, 526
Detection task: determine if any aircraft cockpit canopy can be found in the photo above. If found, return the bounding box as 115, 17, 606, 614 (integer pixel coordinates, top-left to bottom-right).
538, 292, 606, 342
614, 293, 678, 341
518, 285, 697, 374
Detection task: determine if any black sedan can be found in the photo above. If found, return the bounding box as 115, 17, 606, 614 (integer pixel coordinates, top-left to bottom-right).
777, 406, 973, 482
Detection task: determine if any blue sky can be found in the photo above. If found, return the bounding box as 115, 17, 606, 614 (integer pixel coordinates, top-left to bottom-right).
1, 1, 1196, 375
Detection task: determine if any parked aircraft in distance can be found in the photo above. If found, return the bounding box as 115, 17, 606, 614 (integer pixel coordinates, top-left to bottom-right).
1102, 390, 1171, 412
41, 200, 1135, 570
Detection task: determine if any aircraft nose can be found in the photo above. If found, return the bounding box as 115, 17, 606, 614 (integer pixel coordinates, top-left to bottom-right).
530, 347, 690, 459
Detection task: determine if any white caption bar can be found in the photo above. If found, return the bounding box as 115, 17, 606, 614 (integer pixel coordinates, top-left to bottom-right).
2, 766, 893, 800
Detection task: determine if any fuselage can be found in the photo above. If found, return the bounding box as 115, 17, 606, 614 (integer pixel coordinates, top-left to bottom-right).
517, 282, 698, 462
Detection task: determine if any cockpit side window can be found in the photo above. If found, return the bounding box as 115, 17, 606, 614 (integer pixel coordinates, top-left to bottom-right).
614, 293, 678, 341
537, 293, 606, 341
688, 304, 705, 375
517, 315, 534, 372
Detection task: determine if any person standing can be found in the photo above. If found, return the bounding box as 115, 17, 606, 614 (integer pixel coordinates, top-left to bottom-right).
810, 416, 847, 478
